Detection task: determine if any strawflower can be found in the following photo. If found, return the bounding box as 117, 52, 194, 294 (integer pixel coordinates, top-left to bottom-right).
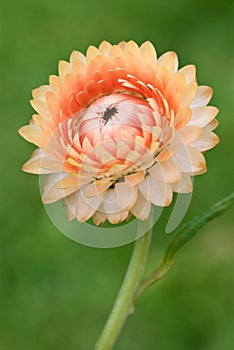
19, 40, 219, 226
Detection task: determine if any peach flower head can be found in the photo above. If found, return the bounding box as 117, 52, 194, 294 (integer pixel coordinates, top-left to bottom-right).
19, 40, 219, 226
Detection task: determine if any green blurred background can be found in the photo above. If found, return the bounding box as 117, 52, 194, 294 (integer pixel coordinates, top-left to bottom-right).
1, 0, 234, 349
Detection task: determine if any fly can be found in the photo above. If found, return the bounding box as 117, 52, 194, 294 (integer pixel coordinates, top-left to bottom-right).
99, 104, 119, 127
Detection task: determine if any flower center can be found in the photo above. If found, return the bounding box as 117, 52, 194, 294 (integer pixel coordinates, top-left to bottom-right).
68, 93, 172, 182
76, 93, 152, 142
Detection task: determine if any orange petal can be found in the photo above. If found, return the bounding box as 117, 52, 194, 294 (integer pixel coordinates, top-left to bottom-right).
178, 125, 201, 145
150, 159, 181, 184
125, 171, 145, 186
180, 82, 198, 107
174, 107, 192, 129
83, 178, 112, 197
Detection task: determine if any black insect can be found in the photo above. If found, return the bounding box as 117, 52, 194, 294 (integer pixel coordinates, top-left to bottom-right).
99, 104, 119, 126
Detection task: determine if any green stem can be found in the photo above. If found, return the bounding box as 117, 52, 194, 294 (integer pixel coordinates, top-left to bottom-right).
94, 229, 152, 350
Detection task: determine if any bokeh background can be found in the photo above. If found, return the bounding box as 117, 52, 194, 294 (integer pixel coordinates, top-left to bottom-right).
1, 0, 234, 349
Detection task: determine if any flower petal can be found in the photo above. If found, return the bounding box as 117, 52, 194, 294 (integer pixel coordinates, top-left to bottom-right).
158, 51, 178, 74
189, 106, 219, 128
22, 148, 62, 174
171, 173, 193, 193
92, 210, 107, 226
131, 191, 151, 220
173, 146, 206, 173
149, 159, 181, 184
178, 125, 201, 145
18, 123, 47, 148
180, 82, 198, 107
191, 86, 213, 107
190, 130, 220, 151
178, 65, 196, 85
42, 173, 78, 204
139, 176, 173, 206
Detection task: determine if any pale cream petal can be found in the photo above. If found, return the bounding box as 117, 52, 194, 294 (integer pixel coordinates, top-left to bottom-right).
140, 41, 157, 67
125, 40, 141, 59
18, 123, 47, 148
116, 140, 131, 159
58, 60, 72, 79
139, 176, 173, 207
30, 99, 50, 119
178, 65, 196, 85
68, 188, 105, 223
190, 130, 220, 151
22, 148, 62, 174
42, 173, 78, 204
149, 159, 181, 184
171, 174, 193, 193
75, 190, 97, 222
63, 192, 78, 221
32, 85, 51, 100
189, 106, 219, 128
173, 146, 206, 173
191, 86, 213, 107
131, 191, 151, 220
203, 119, 219, 131
102, 188, 119, 214
86, 45, 101, 64
94, 143, 115, 163
70, 50, 86, 65
109, 44, 126, 60
71, 59, 86, 75
106, 209, 129, 224
125, 150, 141, 164
158, 51, 178, 74
78, 187, 104, 212
114, 181, 138, 210
178, 125, 201, 145
98, 41, 112, 56
92, 210, 107, 226
49, 75, 62, 93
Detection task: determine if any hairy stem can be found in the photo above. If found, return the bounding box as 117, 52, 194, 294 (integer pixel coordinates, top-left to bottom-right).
94, 230, 152, 350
